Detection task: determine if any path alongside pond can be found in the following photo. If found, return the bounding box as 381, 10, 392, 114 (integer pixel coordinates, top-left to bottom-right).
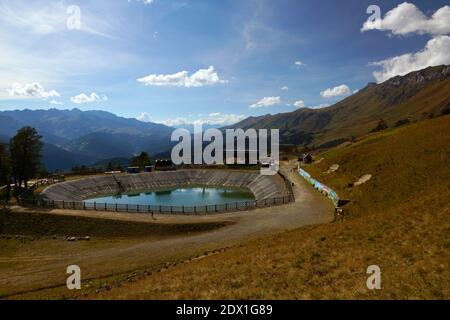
1, 163, 334, 298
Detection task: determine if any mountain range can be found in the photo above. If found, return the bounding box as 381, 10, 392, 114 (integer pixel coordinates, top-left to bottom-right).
227, 65, 450, 149
0, 108, 175, 171
1, 65, 449, 171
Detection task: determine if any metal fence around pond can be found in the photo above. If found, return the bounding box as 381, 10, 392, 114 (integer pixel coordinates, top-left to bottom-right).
18, 195, 295, 215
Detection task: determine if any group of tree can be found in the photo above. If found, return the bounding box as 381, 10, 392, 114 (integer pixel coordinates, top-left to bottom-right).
130, 152, 151, 168
0, 126, 43, 191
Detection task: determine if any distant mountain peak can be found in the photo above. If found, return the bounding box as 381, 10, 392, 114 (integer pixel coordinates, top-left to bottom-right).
385, 65, 450, 87
227, 65, 450, 148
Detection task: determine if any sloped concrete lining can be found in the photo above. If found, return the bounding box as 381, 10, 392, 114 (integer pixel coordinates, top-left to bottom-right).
40, 169, 288, 202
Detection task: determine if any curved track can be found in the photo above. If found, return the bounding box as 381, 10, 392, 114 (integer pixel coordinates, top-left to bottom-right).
0, 164, 334, 298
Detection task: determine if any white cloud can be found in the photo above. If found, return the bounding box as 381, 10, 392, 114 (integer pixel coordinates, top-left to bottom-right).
370, 35, 450, 83
249, 96, 282, 108
50, 100, 63, 105
7, 82, 59, 99
137, 66, 227, 88
294, 61, 305, 67
312, 103, 330, 109
320, 85, 351, 98
128, 0, 155, 4
293, 100, 305, 108
71, 93, 108, 104
138, 112, 245, 126
0, 2, 115, 38
281, 86, 289, 91
361, 3, 450, 36
290, 102, 330, 109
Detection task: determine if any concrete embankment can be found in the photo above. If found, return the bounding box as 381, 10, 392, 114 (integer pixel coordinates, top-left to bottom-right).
41, 169, 287, 202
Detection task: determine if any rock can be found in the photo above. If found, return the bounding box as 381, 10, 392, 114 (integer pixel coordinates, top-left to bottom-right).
314, 158, 324, 164
354, 174, 372, 186
85, 236, 90, 241
67, 237, 76, 242
324, 164, 339, 174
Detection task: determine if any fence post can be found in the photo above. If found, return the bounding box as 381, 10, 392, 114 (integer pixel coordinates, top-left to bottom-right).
115, 203, 118, 212
83, 202, 86, 210
94, 202, 96, 211
137, 204, 140, 213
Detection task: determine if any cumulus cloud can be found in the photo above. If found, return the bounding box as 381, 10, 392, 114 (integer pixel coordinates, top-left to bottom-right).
320, 85, 351, 98
138, 112, 245, 126
312, 103, 330, 109
71, 92, 108, 104
137, 66, 227, 88
290, 101, 330, 109
294, 61, 305, 67
281, 86, 289, 91
128, 0, 154, 4
249, 96, 282, 108
370, 35, 450, 83
7, 82, 59, 99
361, 2, 450, 36
293, 100, 305, 108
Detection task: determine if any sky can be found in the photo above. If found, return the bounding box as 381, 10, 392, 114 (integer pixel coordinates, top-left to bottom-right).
0, 0, 449, 127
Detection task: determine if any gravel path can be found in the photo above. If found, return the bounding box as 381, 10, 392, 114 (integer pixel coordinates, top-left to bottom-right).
0, 164, 334, 297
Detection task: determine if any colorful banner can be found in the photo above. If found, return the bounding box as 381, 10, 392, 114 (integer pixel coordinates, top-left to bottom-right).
298, 168, 340, 207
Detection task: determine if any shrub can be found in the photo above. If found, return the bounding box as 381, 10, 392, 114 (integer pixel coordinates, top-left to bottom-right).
394, 118, 410, 127
371, 119, 388, 133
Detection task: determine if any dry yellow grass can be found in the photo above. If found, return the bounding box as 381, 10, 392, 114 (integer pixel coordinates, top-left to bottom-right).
92, 116, 449, 300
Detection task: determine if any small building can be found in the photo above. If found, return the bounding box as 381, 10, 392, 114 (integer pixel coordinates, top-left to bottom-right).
127, 166, 140, 174
299, 153, 313, 164
144, 165, 154, 173
49, 174, 65, 183
154, 160, 176, 171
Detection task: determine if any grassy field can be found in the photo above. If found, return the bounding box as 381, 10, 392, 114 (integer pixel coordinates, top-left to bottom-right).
91, 115, 449, 299
0, 210, 235, 298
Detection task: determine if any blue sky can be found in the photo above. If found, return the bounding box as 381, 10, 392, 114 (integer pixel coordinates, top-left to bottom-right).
0, 0, 449, 126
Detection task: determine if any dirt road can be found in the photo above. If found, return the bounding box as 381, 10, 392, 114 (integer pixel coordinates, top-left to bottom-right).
0, 166, 334, 298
